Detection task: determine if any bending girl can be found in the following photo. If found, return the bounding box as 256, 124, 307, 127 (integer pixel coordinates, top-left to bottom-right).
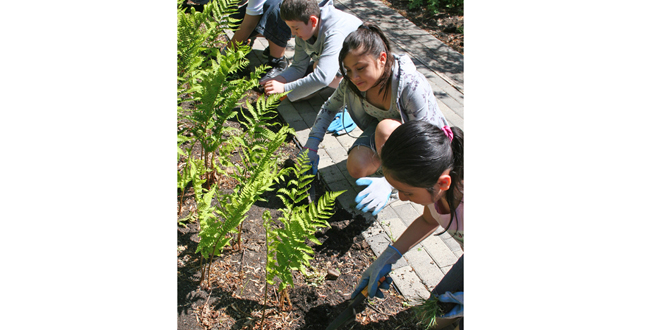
300, 22, 448, 215
352, 120, 464, 328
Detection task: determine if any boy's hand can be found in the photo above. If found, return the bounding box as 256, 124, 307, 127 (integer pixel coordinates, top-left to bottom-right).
262, 79, 286, 95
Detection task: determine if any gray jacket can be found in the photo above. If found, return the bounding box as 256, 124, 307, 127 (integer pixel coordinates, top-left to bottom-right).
280, 0, 362, 101
308, 54, 448, 142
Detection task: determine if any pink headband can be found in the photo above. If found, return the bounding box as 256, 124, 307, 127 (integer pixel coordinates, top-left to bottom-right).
442, 126, 453, 142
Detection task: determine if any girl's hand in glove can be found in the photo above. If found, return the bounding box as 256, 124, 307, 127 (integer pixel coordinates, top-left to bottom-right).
355, 177, 394, 215
351, 245, 402, 299
436, 291, 463, 318
298, 137, 321, 175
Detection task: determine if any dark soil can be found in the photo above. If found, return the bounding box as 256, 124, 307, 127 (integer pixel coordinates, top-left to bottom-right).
380, 0, 464, 54
177, 92, 425, 329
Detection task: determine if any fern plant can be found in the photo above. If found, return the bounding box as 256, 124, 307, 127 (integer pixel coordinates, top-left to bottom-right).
180, 48, 270, 189
177, 0, 241, 102
177, 156, 207, 222
264, 153, 346, 312
195, 125, 293, 287
222, 93, 287, 180
176, 0, 292, 292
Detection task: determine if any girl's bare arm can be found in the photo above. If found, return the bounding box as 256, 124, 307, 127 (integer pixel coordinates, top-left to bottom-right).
392, 205, 439, 254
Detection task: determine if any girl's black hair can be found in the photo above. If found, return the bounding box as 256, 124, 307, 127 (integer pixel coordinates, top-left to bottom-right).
338, 23, 394, 100
381, 121, 464, 236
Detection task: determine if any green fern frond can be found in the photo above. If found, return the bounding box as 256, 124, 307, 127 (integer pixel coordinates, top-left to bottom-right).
187, 158, 207, 199
266, 154, 345, 294
200, 126, 290, 258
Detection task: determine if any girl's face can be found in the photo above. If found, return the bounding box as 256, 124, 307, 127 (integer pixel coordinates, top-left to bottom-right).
384, 170, 451, 206
342, 48, 387, 92
385, 173, 437, 205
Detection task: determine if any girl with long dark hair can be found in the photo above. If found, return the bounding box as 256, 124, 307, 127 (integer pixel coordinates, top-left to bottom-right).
352, 120, 464, 328
300, 23, 448, 215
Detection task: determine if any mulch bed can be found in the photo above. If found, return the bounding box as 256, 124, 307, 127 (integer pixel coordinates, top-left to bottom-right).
177, 93, 425, 329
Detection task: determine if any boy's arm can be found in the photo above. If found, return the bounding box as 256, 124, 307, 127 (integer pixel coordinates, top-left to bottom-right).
392, 205, 440, 254
283, 30, 346, 101
228, 14, 262, 49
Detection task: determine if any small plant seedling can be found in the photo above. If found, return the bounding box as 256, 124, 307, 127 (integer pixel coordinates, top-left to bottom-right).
381, 221, 397, 243
303, 267, 326, 288
411, 295, 444, 329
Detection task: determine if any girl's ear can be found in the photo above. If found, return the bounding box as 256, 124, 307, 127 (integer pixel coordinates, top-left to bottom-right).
379, 51, 387, 65
437, 171, 452, 191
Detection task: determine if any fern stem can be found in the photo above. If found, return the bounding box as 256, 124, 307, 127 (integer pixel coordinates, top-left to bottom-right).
260, 272, 269, 330
260, 211, 270, 330
198, 254, 205, 286
285, 289, 292, 310
278, 289, 285, 311
209, 151, 215, 187
236, 222, 243, 250
178, 188, 186, 216
207, 246, 216, 287
205, 150, 211, 189
260, 220, 270, 330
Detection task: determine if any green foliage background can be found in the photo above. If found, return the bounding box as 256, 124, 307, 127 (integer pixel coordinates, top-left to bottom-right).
408, 0, 463, 15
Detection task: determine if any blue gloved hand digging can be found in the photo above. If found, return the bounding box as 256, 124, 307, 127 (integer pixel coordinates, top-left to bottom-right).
351, 245, 402, 299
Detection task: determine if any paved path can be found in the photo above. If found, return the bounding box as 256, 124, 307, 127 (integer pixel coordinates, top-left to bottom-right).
229, 0, 464, 311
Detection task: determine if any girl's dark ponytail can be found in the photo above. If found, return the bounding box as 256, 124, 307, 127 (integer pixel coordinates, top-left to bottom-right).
438, 126, 463, 236
448, 126, 463, 194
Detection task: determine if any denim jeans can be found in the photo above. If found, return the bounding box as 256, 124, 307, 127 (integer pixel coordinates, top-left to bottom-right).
432, 254, 464, 329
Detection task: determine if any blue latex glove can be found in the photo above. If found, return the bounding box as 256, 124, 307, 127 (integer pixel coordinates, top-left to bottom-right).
351, 245, 402, 299
327, 108, 356, 135
298, 137, 320, 175
437, 291, 463, 318
355, 177, 394, 215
